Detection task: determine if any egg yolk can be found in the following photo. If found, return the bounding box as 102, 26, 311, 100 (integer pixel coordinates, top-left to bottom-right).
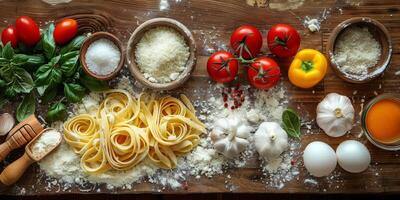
366, 99, 400, 144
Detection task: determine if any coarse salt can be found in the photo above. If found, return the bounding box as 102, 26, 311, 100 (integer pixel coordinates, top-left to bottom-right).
85, 38, 121, 76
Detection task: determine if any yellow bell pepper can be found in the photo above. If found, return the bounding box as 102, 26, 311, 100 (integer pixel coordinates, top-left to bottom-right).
288, 49, 328, 89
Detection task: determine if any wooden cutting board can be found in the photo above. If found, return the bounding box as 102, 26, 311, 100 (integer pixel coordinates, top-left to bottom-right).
0, 0, 399, 195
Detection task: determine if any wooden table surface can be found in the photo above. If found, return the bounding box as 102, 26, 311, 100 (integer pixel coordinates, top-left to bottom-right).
0, 0, 399, 195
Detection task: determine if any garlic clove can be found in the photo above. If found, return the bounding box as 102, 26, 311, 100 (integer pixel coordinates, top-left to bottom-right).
0, 113, 15, 136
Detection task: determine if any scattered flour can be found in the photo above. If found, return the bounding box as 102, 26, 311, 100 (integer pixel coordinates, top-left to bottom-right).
37, 77, 295, 191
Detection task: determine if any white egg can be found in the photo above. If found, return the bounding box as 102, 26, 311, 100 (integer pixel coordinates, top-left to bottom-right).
303, 141, 337, 177
336, 140, 371, 173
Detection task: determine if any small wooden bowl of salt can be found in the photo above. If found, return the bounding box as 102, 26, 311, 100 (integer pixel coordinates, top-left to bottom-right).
80, 32, 124, 80
326, 17, 392, 83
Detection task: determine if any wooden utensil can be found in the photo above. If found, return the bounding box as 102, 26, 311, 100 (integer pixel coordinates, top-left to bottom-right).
126, 17, 197, 90
0, 115, 43, 162
80, 32, 125, 80
0, 128, 62, 186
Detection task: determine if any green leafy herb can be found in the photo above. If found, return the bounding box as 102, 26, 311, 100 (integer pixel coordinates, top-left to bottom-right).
1, 66, 34, 95
60, 50, 79, 77
2, 43, 14, 60
34, 55, 63, 89
47, 101, 67, 122
42, 23, 56, 60
281, 108, 301, 139
64, 83, 85, 103
41, 87, 58, 103
60, 36, 85, 55
79, 74, 109, 92
13, 54, 45, 70
16, 92, 35, 122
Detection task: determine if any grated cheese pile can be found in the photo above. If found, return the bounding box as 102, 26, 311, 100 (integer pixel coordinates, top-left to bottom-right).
333, 27, 381, 77
135, 26, 189, 83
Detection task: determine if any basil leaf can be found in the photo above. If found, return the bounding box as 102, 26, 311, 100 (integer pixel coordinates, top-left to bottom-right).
60, 36, 86, 55
42, 23, 56, 60
4, 87, 17, 97
9, 67, 34, 94
0, 79, 5, 88
41, 87, 58, 103
282, 108, 301, 139
11, 54, 29, 66
13, 54, 45, 70
64, 83, 85, 103
34, 63, 62, 87
16, 93, 35, 122
2, 43, 14, 60
79, 74, 109, 92
46, 101, 67, 122
0, 58, 9, 66
60, 51, 79, 77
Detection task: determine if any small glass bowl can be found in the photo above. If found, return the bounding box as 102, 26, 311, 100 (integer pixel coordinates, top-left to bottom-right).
361, 93, 400, 151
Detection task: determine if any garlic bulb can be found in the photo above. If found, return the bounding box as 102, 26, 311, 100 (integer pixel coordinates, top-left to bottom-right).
210, 115, 252, 158
0, 113, 15, 136
316, 93, 354, 137
254, 122, 288, 161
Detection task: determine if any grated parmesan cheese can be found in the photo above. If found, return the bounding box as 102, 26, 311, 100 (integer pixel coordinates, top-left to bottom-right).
135, 26, 189, 83
333, 27, 381, 76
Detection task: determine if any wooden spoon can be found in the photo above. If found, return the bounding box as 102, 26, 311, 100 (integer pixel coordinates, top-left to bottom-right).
0, 128, 62, 186
0, 115, 43, 162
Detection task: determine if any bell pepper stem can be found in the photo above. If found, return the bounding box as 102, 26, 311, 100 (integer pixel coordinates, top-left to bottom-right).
301, 61, 314, 72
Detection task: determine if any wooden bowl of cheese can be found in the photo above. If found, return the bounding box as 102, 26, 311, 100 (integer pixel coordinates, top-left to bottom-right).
326, 17, 392, 83
126, 18, 196, 90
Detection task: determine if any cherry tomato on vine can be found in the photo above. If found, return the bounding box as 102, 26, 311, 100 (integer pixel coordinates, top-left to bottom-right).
230, 25, 263, 60
267, 24, 300, 58
1, 26, 18, 48
54, 18, 78, 45
15, 16, 41, 46
247, 57, 281, 90
207, 51, 239, 83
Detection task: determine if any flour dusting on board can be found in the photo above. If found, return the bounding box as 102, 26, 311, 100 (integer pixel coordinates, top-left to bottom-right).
36, 75, 297, 191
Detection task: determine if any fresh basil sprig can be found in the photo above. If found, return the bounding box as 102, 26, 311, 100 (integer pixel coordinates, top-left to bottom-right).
46, 100, 67, 122
16, 92, 35, 122
282, 108, 301, 139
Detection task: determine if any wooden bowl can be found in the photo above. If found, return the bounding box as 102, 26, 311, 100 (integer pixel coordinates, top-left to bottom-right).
126, 18, 196, 90
80, 32, 125, 80
326, 17, 392, 83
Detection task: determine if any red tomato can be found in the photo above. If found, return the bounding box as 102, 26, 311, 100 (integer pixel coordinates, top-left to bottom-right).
267, 24, 300, 58
247, 57, 281, 90
230, 25, 263, 60
1, 26, 18, 48
54, 18, 78, 45
207, 51, 239, 83
15, 16, 41, 46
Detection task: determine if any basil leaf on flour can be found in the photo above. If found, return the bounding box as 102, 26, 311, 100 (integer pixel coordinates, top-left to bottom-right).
16, 93, 35, 122
64, 83, 85, 103
42, 23, 56, 60
79, 74, 109, 92
60, 51, 79, 77
47, 101, 67, 122
282, 108, 301, 139
2, 43, 14, 60
60, 35, 86, 55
